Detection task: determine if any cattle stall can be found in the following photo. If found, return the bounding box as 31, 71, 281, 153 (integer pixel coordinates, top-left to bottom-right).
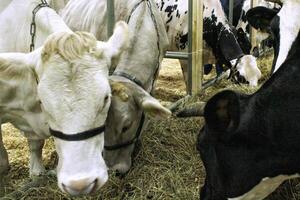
1, 1, 300, 200
2, 51, 298, 200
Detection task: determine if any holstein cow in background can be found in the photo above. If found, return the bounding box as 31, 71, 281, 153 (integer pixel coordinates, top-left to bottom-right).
236, 0, 280, 56
0, 0, 129, 195
203, 0, 279, 75
155, 0, 261, 86
197, 0, 300, 199
246, 4, 287, 73
61, 0, 171, 174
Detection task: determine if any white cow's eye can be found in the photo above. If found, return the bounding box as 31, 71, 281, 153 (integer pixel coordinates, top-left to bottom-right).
104, 95, 109, 104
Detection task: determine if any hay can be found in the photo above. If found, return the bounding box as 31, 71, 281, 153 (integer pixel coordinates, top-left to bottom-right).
2, 55, 300, 200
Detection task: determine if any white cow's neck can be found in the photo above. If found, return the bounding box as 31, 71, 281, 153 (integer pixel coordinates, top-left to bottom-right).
61, 0, 169, 92
0, 0, 11, 13
274, 0, 300, 73
0, 52, 49, 139
48, 0, 69, 13
0, 0, 71, 53
113, 0, 168, 91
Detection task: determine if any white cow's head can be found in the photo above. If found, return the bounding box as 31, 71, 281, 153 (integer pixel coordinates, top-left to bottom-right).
236, 55, 262, 86
103, 79, 171, 174
35, 22, 128, 195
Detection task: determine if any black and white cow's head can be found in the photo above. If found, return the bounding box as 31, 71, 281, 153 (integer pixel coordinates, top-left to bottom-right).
203, 1, 261, 86
247, 0, 300, 73
198, 88, 300, 200
198, 1, 300, 199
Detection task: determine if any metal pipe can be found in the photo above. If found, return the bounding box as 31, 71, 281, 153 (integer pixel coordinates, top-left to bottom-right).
107, 0, 115, 38
165, 51, 189, 60
229, 0, 234, 24
265, 0, 281, 3
187, 0, 193, 95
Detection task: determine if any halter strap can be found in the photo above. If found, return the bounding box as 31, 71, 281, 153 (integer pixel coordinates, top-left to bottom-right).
49, 125, 105, 141
228, 55, 244, 83
104, 113, 145, 150
113, 71, 145, 89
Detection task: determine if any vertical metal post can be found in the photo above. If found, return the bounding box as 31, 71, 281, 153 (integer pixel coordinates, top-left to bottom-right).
229, 0, 234, 24
107, 0, 115, 38
188, 0, 203, 95
250, 0, 258, 48
187, 0, 193, 94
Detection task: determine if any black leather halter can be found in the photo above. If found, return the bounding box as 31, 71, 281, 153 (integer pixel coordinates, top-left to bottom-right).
104, 113, 145, 150
49, 125, 105, 141
228, 55, 244, 84
104, 71, 146, 151
113, 71, 145, 89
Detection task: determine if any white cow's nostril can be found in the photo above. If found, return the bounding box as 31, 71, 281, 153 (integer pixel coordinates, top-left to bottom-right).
62, 178, 97, 195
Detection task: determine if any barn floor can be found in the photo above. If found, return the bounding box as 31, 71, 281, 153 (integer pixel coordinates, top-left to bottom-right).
1, 54, 300, 200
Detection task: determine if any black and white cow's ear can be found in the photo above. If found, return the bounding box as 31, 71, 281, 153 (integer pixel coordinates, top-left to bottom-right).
246, 6, 279, 31
204, 90, 240, 134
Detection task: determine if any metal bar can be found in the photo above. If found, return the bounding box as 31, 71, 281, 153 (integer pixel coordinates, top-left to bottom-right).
107, 0, 115, 38
168, 95, 192, 113
165, 51, 189, 59
168, 71, 228, 113
202, 71, 229, 90
250, 0, 258, 49
187, 0, 193, 94
265, 0, 281, 3
229, 0, 234, 24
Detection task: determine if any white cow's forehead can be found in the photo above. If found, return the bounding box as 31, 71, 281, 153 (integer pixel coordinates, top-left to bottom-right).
273, 0, 300, 73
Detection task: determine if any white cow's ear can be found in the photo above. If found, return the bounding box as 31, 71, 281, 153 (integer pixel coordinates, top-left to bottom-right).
0, 52, 38, 83
133, 86, 171, 120
105, 21, 129, 61
140, 96, 172, 119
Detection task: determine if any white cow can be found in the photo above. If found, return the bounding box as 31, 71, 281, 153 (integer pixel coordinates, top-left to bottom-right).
61, 0, 171, 174
0, 0, 129, 196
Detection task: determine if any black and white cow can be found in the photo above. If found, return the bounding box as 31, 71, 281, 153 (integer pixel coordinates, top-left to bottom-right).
206, 0, 278, 74
156, 0, 261, 86
246, 5, 284, 73
198, 0, 300, 199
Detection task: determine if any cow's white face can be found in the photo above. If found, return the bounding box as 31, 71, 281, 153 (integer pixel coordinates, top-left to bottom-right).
274, 0, 300, 72
37, 22, 129, 195
103, 79, 171, 174
235, 55, 261, 87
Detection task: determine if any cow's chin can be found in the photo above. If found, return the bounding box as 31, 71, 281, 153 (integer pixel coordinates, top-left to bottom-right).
105, 154, 132, 175
112, 162, 131, 174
